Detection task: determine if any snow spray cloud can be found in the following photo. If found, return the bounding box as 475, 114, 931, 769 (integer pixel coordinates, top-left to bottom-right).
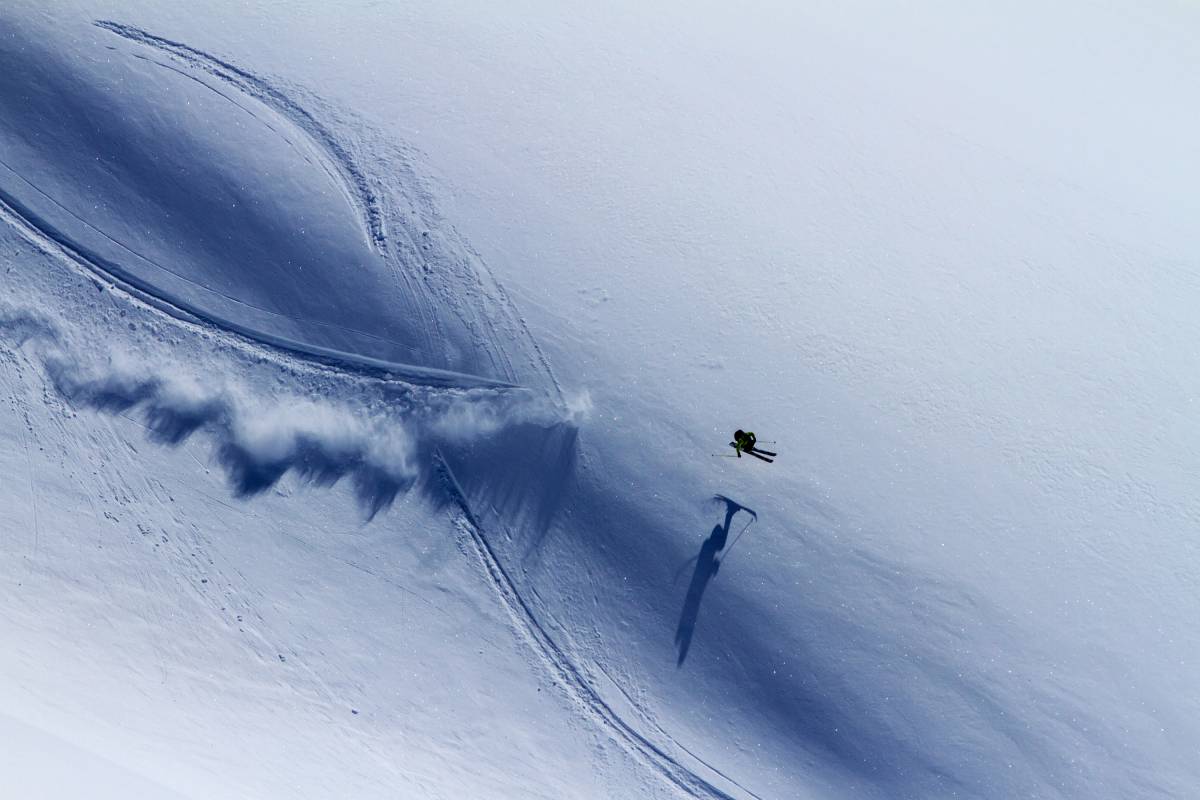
39, 350, 422, 518
217, 397, 418, 519
0, 308, 582, 519
426, 387, 590, 444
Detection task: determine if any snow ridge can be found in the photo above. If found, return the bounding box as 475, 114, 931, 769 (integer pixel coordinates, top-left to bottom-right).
0, 184, 511, 390
93, 20, 386, 254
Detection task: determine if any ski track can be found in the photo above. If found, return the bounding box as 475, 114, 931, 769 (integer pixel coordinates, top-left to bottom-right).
0, 22, 743, 799
94, 20, 386, 254
591, 659, 766, 800
435, 453, 743, 800
0, 244, 743, 797
0, 155, 424, 361
0, 192, 514, 391
467, 245, 567, 403
100, 18, 556, 396
2, 18, 509, 389
5, 19, 548, 393
10, 356, 424, 794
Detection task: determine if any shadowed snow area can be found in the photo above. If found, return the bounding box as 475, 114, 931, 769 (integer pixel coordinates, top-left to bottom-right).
0, 303, 575, 523
0, 15, 496, 382
2, 2, 1200, 799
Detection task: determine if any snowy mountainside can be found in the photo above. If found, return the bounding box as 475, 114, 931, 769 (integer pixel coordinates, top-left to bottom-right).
0, 227, 642, 797
0, 8, 753, 798
2, 2, 1200, 799
0, 11, 531, 385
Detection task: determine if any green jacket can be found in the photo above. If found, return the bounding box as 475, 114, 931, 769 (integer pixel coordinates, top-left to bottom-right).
733, 430, 756, 455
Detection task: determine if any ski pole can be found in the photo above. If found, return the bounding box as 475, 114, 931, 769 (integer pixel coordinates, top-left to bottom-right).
711, 453, 738, 458
717, 516, 756, 568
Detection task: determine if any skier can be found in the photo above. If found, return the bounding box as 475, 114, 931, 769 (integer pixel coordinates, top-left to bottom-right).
732, 429, 756, 455
731, 430, 776, 462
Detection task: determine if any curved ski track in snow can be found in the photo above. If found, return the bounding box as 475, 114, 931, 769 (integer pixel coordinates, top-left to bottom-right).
1, 21, 748, 800
436, 455, 747, 800
0, 190, 512, 390
3, 204, 744, 796
94, 20, 386, 254
0, 18, 545, 393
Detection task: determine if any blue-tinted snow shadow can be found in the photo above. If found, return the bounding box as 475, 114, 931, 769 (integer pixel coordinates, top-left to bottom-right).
546, 468, 1089, 799
674, 495, 756, 666
43, 356, 425, 521
20, 322, 1094, 796
436, 420, 579, 555
43, 346, 578, 527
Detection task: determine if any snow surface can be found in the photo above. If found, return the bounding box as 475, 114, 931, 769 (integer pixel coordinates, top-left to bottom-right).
2, 1, 1199, 798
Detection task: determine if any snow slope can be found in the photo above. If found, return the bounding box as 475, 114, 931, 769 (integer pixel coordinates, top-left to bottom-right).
2, 1, 1200, 799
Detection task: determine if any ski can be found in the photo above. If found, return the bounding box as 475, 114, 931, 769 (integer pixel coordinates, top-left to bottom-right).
729, 442, 776, 462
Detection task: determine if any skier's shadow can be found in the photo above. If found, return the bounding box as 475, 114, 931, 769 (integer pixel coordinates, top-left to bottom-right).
674, 494, 756, 666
